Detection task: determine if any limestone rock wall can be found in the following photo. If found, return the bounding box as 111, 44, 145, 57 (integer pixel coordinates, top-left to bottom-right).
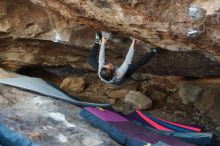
28, 0, 220, 60
0, 0, 219, 77
0, 0, 220, 77
0, 0, 219, 56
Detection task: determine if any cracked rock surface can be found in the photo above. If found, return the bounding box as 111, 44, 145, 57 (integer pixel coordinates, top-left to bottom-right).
0, 84, 120, 146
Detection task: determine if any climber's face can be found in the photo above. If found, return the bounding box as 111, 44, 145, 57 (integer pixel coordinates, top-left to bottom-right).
103, 63, 114, 73
104, 38, 111, 45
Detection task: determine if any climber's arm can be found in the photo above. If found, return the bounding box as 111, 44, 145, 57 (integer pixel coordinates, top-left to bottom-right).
116, 39, 135, 79
98, 37, 109, 73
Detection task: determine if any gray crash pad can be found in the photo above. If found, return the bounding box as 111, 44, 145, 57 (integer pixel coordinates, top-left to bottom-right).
0, 76, 110, 108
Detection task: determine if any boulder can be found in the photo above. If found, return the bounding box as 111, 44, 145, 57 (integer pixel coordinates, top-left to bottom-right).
147, 89, 167, 101
177, 78, 220, 123
0, 85, 120, 146
107, 81, 138, 99
60, 77, 85, 93
194, 89, 220, 123
107, 89, 130, 99
194, 89, 216, 114
78, 74, 138, 103
124, 91, 152, 110
178, 83, 203, 104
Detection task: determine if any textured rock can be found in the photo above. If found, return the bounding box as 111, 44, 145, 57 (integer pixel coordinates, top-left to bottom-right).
62, 73, 140, 104
106, 81, 138, 99
194, 89, 220, 123
178, 83, 203, 104
177, 78, 220, 123
107, 89, 130, 99
1, 38, 220, 77
0, 85, 120, 146
124, 90, 152, 110
146, 89, 167, 101
27, 0, 220, 61
0, 39, 88, 71
0, 0, 220, 77
194, 89, 216, 114
60, 77, 85, 93
166, 94, 179, 104
0, 0, 75, 42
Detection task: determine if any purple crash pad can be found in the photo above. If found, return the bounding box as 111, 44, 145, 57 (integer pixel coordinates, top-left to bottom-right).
84, 107, 196, 146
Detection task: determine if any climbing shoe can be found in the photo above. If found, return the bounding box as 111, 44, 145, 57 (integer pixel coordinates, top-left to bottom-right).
151, 47, 162, 54
95, 32, 102, 44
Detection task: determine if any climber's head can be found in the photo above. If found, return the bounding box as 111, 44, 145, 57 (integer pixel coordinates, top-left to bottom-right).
100, 63, 115, 81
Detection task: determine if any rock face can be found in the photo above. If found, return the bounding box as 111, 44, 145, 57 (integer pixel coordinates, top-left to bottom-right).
20, 0, 220, 60
177, 78, 220, 123
1, 38, 220, 77
195, 89, 220, 123
0, 39, 88, 71
178, 83, 203, 104
0, 85, 120, 146
0, 0, 220, 77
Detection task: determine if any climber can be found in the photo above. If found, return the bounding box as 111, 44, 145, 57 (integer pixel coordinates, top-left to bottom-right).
87, 31, 160, 85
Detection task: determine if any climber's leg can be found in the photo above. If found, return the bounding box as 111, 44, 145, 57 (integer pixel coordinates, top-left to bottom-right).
124, 51, 156, 79
87, 32, 102, 71
87, 43, 100, 71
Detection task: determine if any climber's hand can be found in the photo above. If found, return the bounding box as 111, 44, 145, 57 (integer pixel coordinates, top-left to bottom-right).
131, 38, 136, 48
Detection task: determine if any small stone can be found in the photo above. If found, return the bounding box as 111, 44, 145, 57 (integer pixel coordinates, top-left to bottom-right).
60, 77, 85, 93
148, 90, 167, 101
124, 91, 152, 110
174, 111, 186, 117
108, 98, 115, 104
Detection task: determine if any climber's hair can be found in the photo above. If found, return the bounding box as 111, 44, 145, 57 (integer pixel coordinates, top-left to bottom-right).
100, 67, 115, 81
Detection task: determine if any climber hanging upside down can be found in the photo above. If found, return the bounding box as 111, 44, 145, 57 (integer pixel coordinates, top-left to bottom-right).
87, 31, 161, 85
